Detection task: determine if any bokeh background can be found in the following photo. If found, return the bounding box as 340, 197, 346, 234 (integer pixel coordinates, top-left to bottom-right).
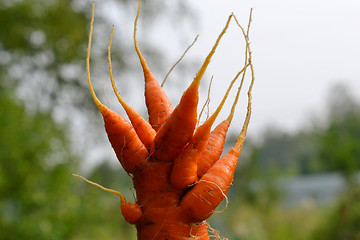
1, 0, 359, 239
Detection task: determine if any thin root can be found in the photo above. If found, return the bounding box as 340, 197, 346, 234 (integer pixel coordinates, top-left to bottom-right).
134, 0, 150, 72
86, 2, 106, 112
198, 179, 229, 213
108, 25, 131, 111
161, 35, 199, 87
206, 222, 228, 240
72, 173, 126, 203
197, 76, 213, 128
191, 14, 233, 90
231, 10, 255, 153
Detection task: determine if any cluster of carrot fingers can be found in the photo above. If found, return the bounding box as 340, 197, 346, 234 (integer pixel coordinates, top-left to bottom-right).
77, 0, 254, 239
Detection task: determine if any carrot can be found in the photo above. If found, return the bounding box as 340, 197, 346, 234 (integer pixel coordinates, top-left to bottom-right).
134, 0, 173, 131
196, 12, 253, 178
170, 63, 249, 189
196, 65, 248, 177
86, 2, 148, 173
152, 14, 233, 162
108, 25, 156, 149
79, 1, 254, 239
72, 174, 142, 224
181, 12, 255, 221
180, 56, 254, 223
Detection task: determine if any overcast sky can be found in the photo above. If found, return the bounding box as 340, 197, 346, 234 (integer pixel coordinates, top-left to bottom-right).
101, 0, 360, 140
181, 0, 360, 138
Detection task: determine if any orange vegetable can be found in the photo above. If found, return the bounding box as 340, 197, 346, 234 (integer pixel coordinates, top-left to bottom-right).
77, 1, 254, 239
134, 0, 173, 131
108, 25, 156, 149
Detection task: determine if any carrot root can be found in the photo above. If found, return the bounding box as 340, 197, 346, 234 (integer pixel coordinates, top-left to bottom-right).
72, 174, 142, 224
108, 25, 156, 149
134, 0, 173, 131
152, 14, 233, 162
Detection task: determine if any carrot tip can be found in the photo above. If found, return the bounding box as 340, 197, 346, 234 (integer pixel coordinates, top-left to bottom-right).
134, 0, 150, 73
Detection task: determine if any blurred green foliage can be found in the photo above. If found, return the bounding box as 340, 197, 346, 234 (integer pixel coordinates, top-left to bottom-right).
0, 87, 137, 239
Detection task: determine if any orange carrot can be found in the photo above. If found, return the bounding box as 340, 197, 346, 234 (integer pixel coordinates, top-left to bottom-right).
181, 14, 255, 220
72, 174, 142, 224
170, 63, 249, 189
152, 14, 233, 162
78, 2, 255, 239
181, 59, 254, 222
196, 66, 248, 177
86, 3, 148, 173
134, 0, 173, 131
108, 25, 156, 149
196, 12, 253, 178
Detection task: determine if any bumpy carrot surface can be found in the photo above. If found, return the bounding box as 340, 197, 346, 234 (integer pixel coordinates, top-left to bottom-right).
79, 1, 254, 239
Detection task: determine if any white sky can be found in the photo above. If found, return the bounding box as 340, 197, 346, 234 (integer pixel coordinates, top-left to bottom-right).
99, 0, 360, 138
178, 0, 360, 138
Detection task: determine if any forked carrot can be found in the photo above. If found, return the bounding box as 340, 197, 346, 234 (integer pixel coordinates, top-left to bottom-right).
78, 1, 255, 239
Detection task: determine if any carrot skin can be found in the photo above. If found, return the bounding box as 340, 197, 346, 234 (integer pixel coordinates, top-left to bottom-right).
133, 161, 210, 239
121, 202, 142, 224
170, 121, 211, 189
101, 107, 149, 174
144, 70, 173, 131
122, 106, 156, 150
181, 151, 239, 221
151, 80, 199, 162
136, 207, 209, 240
197, 120, 230, 177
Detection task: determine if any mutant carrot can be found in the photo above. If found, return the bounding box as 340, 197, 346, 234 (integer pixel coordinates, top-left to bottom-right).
86, 2, 148, 173
134, 0, 173, 131
108, 25, 156, 149
79, 1, 254, 239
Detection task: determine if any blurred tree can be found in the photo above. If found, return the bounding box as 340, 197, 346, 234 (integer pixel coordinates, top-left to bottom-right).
0, 86, 138, 239
318, 84, 360, 181
0, 86, 80, 239
0, 0, 194, 114
0, 0, 195, 154
311, 186, 360, 240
